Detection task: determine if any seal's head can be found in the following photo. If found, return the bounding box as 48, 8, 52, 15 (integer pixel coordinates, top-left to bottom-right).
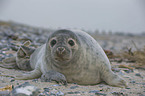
46, 29, 80, 64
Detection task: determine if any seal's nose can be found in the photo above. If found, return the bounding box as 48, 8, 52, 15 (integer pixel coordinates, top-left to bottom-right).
57, 47, 65, 54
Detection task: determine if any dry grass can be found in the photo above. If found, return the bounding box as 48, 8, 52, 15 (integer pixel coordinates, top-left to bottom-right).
104, 41, 145, 69
122, 46, 145, 68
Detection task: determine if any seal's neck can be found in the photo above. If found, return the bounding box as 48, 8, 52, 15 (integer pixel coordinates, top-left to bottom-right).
50, 52, 83, 75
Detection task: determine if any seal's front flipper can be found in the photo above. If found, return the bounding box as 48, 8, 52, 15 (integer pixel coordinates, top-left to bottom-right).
0, 57, 18, 69
15, 69, 42, 80
41, 70, 67, 86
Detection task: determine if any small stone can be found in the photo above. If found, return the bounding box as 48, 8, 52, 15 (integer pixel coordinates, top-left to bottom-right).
43, 88, 50, 92
130, 80, 136, 83
138, 94, 145, 96
10, 79, 15, 82
89, 90, 100, 93
0, 45, 7, 49
50, 89, 58, 95
99, 85, 104, 88
118, 71, 124, 76
39, 93, 45, 96
111, 92, 124, 95
135, 73, 141, 77
123, 69, 132, 73
0, 91, 10, 96
95, 92, 107, 96
11, 82, 40, 96
32, 79, 38, 82
126, 87, 131, 89
56, 91, 64, 96
51, 84, 61, 87
67, 91, 80, 94
7, 54, 14, 57
70, 86, 79, 89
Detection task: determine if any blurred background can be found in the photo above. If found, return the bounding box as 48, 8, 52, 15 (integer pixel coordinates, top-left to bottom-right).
0, 0, 145, 34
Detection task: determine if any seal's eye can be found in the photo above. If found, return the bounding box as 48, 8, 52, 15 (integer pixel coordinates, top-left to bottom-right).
68, 40, 75, 46
50, 39, 57, 47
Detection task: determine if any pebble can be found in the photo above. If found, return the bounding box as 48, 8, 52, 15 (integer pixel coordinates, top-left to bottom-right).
50, 89, 64, 96
111, 92, 126, 96
123, 69, 133, 73
99, 85, 104, 88
95, 92, 107, 96
32, 79, 39, 82
67, 91, 80, 94
11, 82, 40, 96
10, 79, 15, 82
130, 80, 136, 83
125, 87, 131, 89
89, 90, 100, 93
118, 71, 125, 76
135, 73, 142, 77
0, 91, 10, 96
43, 87, 50, 92
56, 91, 64, 96
0, 45, 7, 49
51, 84, 61, 87
70, 86, 79, 89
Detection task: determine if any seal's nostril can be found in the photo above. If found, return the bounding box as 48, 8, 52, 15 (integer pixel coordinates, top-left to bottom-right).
57, 47, 65, 54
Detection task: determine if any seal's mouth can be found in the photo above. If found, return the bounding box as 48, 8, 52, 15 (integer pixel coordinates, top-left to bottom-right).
54, 57, 70, 61
54, 52, 71, 62
52, 46, 72, 62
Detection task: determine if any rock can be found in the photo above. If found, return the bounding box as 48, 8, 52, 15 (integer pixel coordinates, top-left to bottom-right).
50, 89, 64, 96
0, 90, 10, 96
89, 90, 100, 93
135, 73, 142, 77
0, 45, 7, 49
95, 92, 107, 96
138, 94, 145, 96
56, 91, 64, 96
111, 92, 126, 96
42, 88, 50, 95
51, 84, 61, 87
142, 83, 145, 85
99, 85, 104, 88
32, 79, 38, 82
118, 70, 125, 76
130, 80, 136, 83
70, 86, 79, 89
126, 87, 131, 89
67, 91, 80, 94
10, 79, 15, 82
123, 69, 133, 73
10, 82, 40, 96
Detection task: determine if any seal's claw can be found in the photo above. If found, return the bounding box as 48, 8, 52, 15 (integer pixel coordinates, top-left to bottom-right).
119, 79, 128, 88
112, 78, 128, 88
41, 70, 67, 86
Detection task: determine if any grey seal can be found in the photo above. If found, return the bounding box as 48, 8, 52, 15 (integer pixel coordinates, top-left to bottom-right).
15, 29, 127, 87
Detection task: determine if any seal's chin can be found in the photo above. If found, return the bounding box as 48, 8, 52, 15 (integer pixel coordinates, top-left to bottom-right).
54, 57, 70, 62
54, 54, 71, 62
